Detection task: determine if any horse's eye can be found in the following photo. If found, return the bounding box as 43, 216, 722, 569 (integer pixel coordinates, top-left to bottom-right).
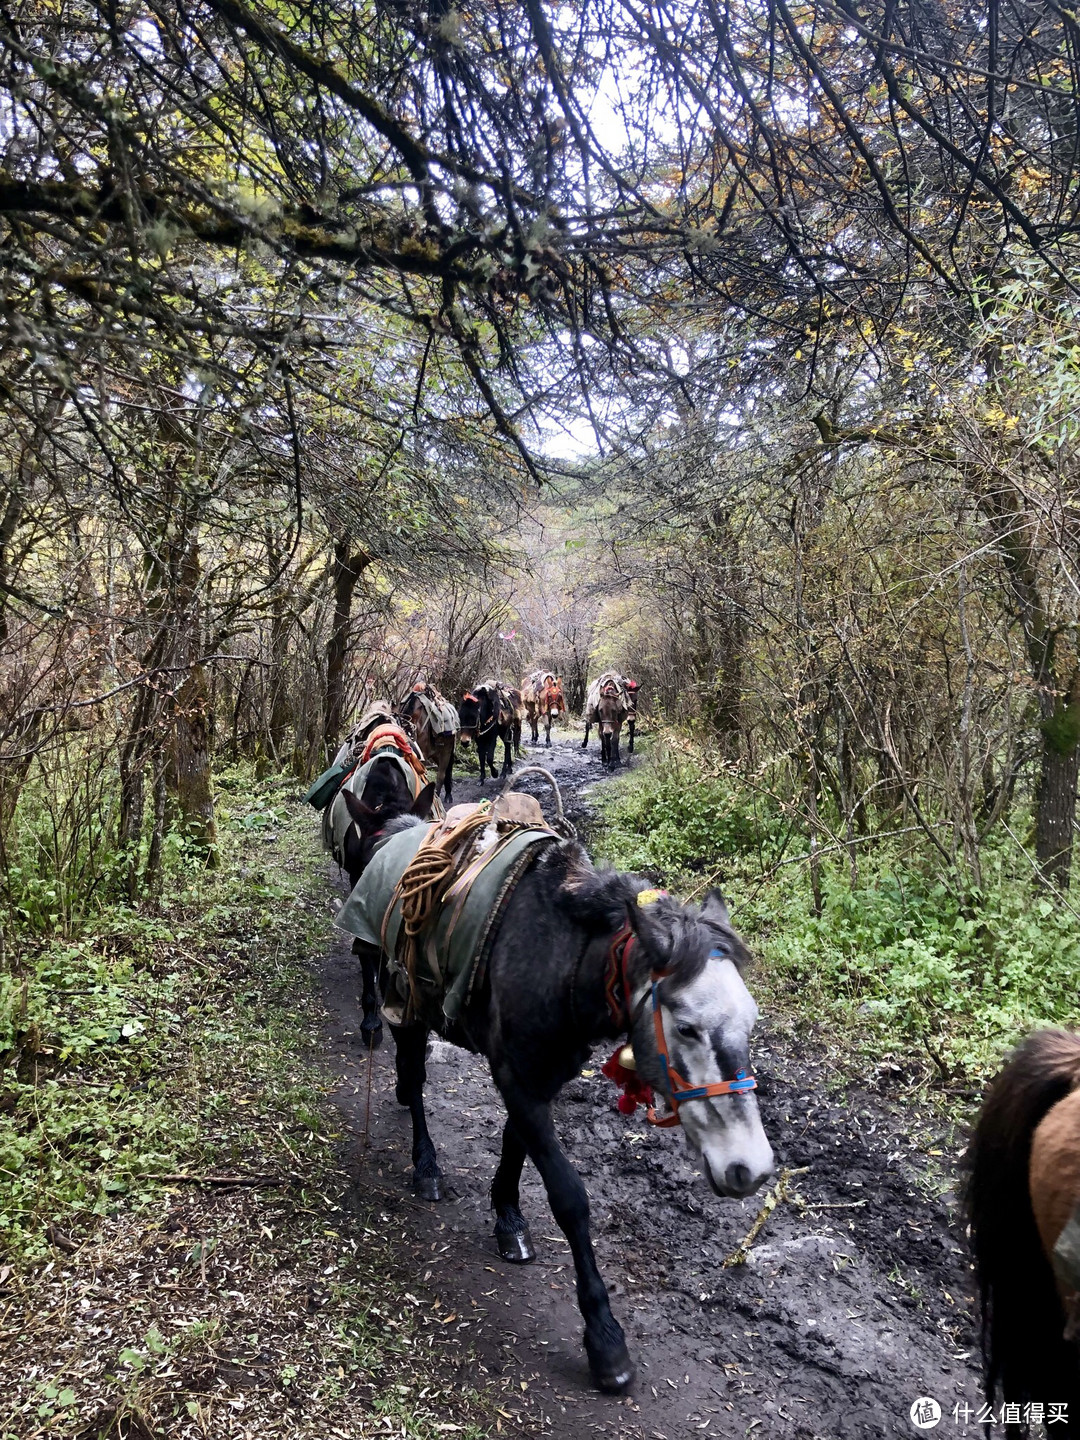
675, 1023, 699, 1040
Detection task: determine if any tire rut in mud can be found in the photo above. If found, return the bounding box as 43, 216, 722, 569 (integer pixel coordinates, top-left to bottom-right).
320, 733, 983, 1439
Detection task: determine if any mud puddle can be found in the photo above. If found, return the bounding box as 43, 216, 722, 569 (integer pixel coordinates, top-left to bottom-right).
321, 733, 984, 1438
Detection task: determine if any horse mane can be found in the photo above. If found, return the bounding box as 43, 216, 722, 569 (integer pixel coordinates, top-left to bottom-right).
382, 812, 426, 839
554, 849, 748, 982
964, 1028, 1080, 1425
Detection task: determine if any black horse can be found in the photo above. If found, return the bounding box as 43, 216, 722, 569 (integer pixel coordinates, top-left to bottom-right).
457, 682, 520, 782
335, 759, 424, 1052
340, 786, 774, 1394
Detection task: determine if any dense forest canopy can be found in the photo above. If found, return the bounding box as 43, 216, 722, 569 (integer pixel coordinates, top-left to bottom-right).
3, 0, 1080, 938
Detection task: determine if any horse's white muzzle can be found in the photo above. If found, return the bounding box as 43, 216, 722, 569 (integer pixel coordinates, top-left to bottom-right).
691, 1100, 775, 1199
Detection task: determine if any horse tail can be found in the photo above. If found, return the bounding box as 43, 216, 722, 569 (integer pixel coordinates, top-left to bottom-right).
964, 1028, 1080, 1427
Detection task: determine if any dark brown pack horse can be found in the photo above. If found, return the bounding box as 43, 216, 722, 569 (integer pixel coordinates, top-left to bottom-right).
397, 683, 458, 803
965, 1028, 1080, 1433
522, 670, 566, 747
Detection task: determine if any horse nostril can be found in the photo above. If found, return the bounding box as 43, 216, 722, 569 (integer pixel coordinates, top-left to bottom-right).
726, 1162, 753, 1194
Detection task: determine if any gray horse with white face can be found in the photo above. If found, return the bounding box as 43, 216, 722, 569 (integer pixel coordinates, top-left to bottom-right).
340, 791, 774, 1396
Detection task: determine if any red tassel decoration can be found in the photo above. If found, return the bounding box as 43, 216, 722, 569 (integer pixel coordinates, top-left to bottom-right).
601, 1047, 655, 1116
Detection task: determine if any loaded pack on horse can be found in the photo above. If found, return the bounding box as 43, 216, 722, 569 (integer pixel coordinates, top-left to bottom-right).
397, 681, 459, 803
335, 770, 774, 1394
582, 671, 638, 769
966, 1028, 1080, 1433
522, 669, 566, 747
457, 680, 523, 782
303, 704, 434, 1048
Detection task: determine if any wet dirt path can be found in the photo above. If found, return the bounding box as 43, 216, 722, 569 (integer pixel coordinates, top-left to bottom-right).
321, 733, 984, 1439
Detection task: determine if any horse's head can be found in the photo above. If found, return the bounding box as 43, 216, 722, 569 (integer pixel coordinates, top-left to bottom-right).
542, 676, 565, 713
626, 889, 774, 1198
457, 688, 482, 746
342, 777, 436, 882
458, 686, 494, 746
397, 690, 422, 729
597, 683, 625, 735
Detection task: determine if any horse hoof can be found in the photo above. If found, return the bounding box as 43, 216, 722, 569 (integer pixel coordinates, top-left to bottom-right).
414, 1173, 444, 1202
591, 1352, 635, 1395
496, 1226, 535, 1264
361, 1022, 383, 1050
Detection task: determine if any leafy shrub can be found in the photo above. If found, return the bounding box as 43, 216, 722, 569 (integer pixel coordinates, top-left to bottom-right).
593, 748, 1080, 1082
595, 748, 784, 883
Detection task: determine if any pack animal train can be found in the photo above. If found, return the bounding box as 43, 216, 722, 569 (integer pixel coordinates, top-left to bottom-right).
457, 680, 523, 781
334, 772, 774, 1395
966, 1028, 1080, 1433
521, 669, 566, 746
582, 671, 640, 768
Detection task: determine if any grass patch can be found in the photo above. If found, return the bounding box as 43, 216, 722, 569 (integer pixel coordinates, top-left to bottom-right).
591, 740, 1080, 1086
0, 771, 526, 1439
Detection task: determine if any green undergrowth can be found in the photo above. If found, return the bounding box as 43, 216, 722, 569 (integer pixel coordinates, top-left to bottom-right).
0, 770, 324, 1260
591, 745, 1080, 1088
0, 769, 505, 1439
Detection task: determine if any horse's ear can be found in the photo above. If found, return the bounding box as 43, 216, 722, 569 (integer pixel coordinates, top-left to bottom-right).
626, 895, 674, 968
411, 782, 437, 820
700, 888, 730, 926
343, 788, 377, 827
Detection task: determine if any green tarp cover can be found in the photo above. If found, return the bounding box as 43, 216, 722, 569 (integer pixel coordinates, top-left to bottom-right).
414, 690, 459, 735
324, 752, 422, 863
336, 822, 555, 1023
303, 762, 350, 810
337, 823, 430, 946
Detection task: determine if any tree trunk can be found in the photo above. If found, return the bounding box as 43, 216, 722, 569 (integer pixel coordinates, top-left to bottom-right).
173, 658, 217, 861
143, 760, 169, 901
171, 531, 217, 864
1034, 667, 1080, 889
983, 482, 1080, 888
323, 537, 371, 757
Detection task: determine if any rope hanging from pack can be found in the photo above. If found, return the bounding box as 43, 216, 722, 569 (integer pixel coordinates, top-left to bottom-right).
382, 808, 495, 1014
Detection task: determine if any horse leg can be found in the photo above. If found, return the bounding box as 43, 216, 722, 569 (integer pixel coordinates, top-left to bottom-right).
443, 744, 454, 803
581, 717, 591, 749
491, 1119, 535, 1263
514, 716, 524, 759
544, 710, 552, 747
600, 731, 609, 766
610, 725, 622, 769
627, 717, 635, 755
496, 1079, 632, 1393
389, 1023, 444, 1201
502, 729, 514, 776
354, 939, 383, 1050
529, 709, 539, 745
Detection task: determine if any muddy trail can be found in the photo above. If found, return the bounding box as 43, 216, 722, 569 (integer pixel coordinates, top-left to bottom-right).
321, 733, 983, 1439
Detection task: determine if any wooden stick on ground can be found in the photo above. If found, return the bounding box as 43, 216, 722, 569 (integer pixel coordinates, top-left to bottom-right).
722, 1166, 810, 1268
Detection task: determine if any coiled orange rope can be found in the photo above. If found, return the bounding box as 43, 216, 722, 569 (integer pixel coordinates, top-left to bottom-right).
381, 808, 495, 1013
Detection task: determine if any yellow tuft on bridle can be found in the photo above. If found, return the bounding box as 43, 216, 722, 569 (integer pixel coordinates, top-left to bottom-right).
635, 888, 666, 907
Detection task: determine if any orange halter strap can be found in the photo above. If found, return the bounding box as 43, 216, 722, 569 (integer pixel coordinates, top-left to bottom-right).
604, 921, 757, 1128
